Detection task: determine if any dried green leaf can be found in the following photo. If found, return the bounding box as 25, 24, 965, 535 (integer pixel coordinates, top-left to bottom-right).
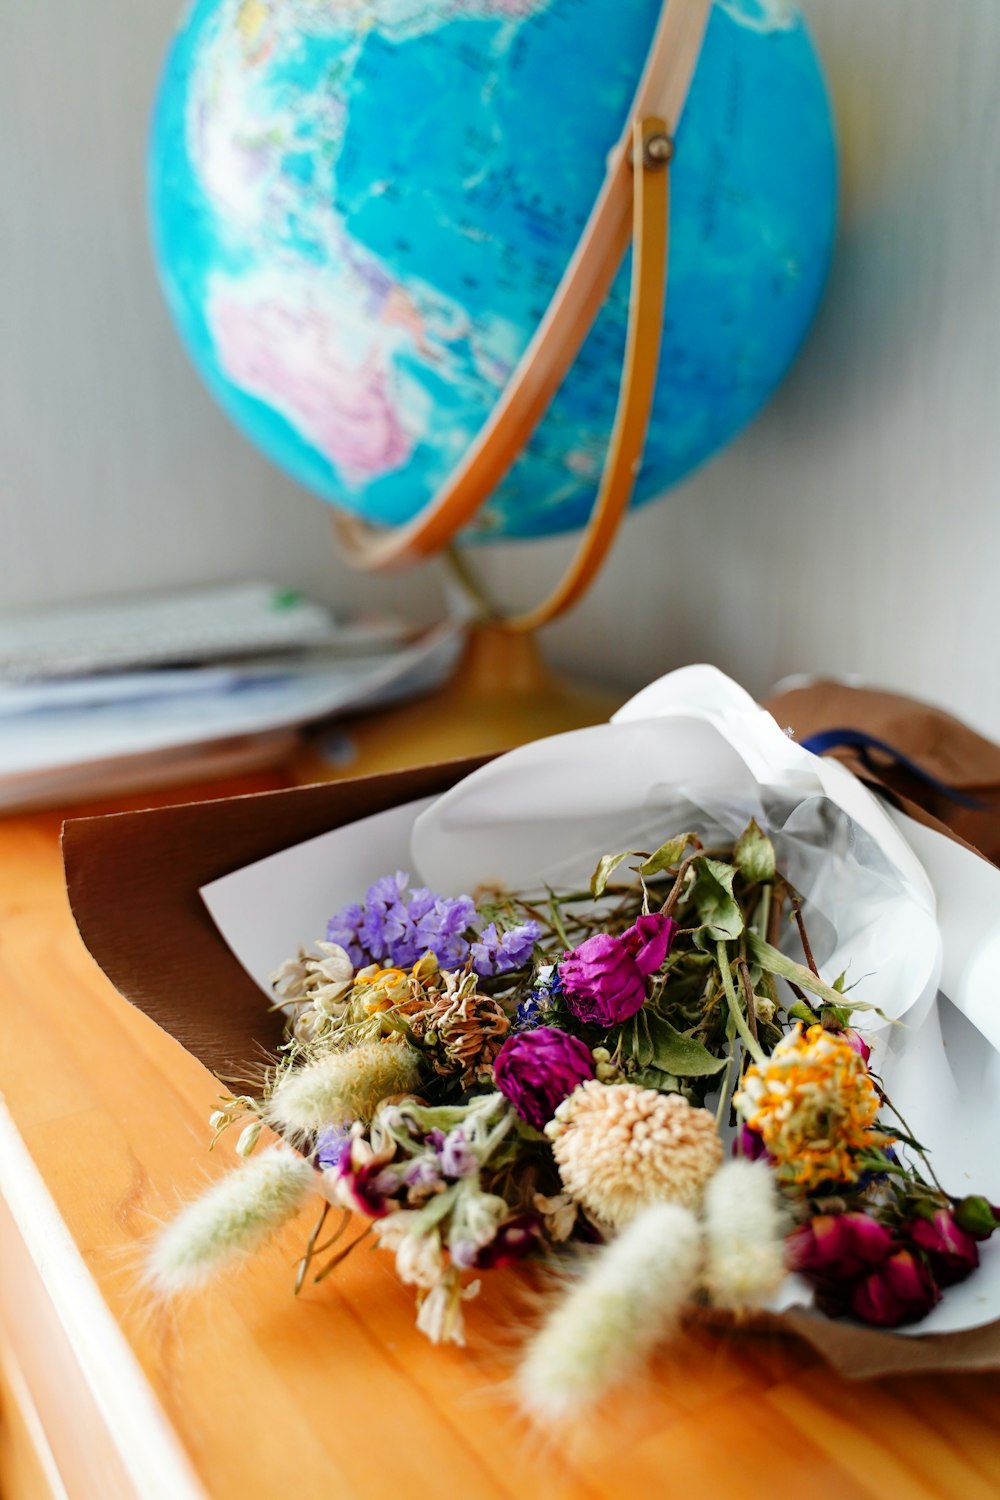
646, 1013, 727, 1078
590, 850, 637, 898
747, 932, 849, 1009
691, 859, 744, 941
733, 819, 776, 885
639, 833, 698, 878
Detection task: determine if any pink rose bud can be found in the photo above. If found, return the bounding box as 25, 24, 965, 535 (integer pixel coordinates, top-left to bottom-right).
620, 912, 678, 978
789, 1211, 895, 1282
850, 1248, 941, 1327
734, 1122, 770, 1162
559, 933, 647, 1026
842, 1027, 872, 1066
908, 1210, 980, 1286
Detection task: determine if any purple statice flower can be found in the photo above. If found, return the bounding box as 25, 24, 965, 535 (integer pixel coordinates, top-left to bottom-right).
437, 1127, 479, 1181
315, 1123, 351, 1172
494, 1026, 596, 1131
325, 902, 367, 967
325, 873, 477, 971
384, 887, 477, 968
358, 871, 410, 962
403, 1155, 444, 1193
415, 892, 476, 967
471, 920, 541, 977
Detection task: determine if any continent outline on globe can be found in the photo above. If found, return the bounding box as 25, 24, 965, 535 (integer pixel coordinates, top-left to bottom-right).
149, 0, 837, 541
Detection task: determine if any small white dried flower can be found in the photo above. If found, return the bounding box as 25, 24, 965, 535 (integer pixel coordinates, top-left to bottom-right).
400, 1234, 445, 1289
532, 1192, 578, 1244
415, 1268, 479, 1346
235, 1119, 263, 1157
146, 1145, 316, 1297
701, 1159, 788, 1313
373, 1210, 446, 1289
267, 1042, 421, 1138
208, 1109, 227, 1131
518, 1202, 702, 1424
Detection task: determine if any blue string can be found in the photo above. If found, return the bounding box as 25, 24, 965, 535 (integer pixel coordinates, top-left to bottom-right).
799, 727, 985, 811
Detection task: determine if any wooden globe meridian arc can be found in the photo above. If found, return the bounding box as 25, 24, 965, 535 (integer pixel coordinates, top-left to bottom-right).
301, 0, 712, 778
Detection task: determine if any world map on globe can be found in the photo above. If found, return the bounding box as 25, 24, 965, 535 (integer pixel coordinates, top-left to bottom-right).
149, 0, 836, 542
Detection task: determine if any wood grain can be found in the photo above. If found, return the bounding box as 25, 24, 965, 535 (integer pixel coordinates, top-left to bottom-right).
3, 780, 1000, 1498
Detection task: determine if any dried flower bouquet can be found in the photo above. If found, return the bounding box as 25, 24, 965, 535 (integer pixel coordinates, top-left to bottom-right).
150, 817, 1000, 1416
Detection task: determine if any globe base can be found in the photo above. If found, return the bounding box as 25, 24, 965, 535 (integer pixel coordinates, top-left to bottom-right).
291, 624, 624, 783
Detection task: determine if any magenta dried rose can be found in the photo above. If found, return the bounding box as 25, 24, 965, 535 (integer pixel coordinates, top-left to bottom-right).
621, 913, 678, 976
908, 1210, 980, 1287
493, 1027, 596, 1131
559, 912, 677, 1027
789, 1211, 895, 1282
850, 1248, 941, 1327
734, 1122, 770, 1162
841, 1027, 872, 1066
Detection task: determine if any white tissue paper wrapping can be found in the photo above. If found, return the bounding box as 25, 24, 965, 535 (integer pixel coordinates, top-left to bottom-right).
201, 665, 1000, 1337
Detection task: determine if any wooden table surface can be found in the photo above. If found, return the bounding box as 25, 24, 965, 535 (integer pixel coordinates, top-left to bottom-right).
2, 777, 1000, 1500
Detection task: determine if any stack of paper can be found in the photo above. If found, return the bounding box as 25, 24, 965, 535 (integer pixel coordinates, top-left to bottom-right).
0, 584, 461, 811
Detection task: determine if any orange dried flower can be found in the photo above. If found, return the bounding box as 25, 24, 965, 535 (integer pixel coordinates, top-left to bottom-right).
734, 1024, 891, 1190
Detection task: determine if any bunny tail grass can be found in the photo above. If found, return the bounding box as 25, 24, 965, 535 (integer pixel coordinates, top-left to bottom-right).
266, 1041, 422, 1138
701, 1158, 787, 1312
146, 1145, 317, 1297
517, 1202, 701, 1424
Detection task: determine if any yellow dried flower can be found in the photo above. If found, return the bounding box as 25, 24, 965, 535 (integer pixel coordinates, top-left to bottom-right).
354, 966, 410, 1014
547, 1081, 723, 1227
734, 1023, 890, 1189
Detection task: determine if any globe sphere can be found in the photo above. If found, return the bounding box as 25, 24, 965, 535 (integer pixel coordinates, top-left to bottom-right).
149, 0, 836, 542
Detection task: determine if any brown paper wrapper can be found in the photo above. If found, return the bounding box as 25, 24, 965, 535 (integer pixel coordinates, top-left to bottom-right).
62, 699, 1000, 1379
63, 756, 491, 1080
764, 679, 1000, 864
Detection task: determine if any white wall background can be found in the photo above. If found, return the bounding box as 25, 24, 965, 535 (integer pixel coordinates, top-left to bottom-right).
3, 3, 999, 732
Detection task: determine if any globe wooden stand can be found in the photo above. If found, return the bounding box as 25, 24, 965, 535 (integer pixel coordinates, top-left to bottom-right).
293, 623, 624, 781
294, 0, 711, 782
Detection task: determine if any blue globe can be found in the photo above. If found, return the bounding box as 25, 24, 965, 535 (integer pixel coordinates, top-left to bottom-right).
149, 0, 836, 541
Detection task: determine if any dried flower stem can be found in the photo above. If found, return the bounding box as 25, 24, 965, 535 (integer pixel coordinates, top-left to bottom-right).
717, 943, 765, 1065
314, 1223, 374, 1284
791, 894, 819, 977
736, 954, 759, 1044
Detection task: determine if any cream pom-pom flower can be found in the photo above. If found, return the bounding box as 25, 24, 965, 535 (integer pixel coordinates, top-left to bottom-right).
547, 1081, 724, 1227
